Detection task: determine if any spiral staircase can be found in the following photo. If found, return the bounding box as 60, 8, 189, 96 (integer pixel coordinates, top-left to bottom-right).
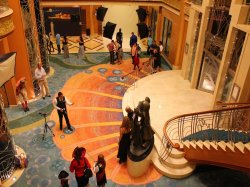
152, 102, 250, 178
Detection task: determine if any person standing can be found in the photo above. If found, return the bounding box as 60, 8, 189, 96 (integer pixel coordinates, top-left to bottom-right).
116, 28, 123, 48
70, 147, 91, 187
16, 78, 29, 112
77, 36, 85, 60
48, 32, 54, 53
53, 92, 73, 131
35, 63, 50, 99
159, 41, 163, 54
129, 32, 137, 48
63, 36, 69, 59
94, 154, 107, 187
131, 43, 138, 65
107, 40, 115, 64
153, 48, 161, 73
117, 116, 131, 164
58, 170, 69, 187
147, 35, 153, 55
56, 33, 61, 54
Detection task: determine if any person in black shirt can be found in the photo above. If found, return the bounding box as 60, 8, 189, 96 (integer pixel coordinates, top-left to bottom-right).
116, 28, 123, 48
53, 92, 73, 131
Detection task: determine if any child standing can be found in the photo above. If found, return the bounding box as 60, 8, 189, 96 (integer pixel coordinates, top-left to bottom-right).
58, 170, 69, 187
94, 154, 107, 187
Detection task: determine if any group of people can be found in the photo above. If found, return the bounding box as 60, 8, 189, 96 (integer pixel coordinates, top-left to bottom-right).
107, 28, 123, 65
147, 35, 163, 73
16, 63, 51, 112
58, 147, 107, 187
46, 33, 85, 60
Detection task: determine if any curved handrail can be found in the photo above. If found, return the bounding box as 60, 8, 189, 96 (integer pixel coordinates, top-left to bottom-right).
160, 102, 250, 160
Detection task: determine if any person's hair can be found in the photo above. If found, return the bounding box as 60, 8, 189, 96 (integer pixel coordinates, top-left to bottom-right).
132, 32, 134, 35
97, 154, 106, 170
73, 147, 86, 165
98, 154, 105, 163
159, 41, 163, 45
125, 106, 132, 113
121, 116, 130, 130
58, 92, 63, 97
145, 97, 150, 103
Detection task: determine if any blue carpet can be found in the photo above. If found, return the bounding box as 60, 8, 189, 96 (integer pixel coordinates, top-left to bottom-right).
183, 129, 250, 143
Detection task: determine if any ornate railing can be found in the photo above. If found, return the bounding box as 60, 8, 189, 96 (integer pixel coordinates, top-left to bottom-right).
0, 94, 16, 182
160, 103, 250, 161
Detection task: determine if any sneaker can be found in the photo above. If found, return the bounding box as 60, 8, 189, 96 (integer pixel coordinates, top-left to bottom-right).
26, 107, 30, 111
43, 97, 45, 100
23, 108, 27, 112
68, 127, 73, 131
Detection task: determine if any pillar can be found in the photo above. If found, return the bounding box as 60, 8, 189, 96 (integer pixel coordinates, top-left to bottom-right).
173, 0, 185, 69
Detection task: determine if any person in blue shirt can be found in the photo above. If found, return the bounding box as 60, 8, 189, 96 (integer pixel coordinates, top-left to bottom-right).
147, 35, 153, 55
56, 33, 61, 54
129, 32, 137, 48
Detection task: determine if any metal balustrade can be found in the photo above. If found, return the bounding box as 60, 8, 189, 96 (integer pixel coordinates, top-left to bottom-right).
160, 102, 250, 161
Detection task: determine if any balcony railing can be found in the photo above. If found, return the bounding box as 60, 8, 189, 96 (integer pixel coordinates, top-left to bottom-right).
160, 102, 250, 161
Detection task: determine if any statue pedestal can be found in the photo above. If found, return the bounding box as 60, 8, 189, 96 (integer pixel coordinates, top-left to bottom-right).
127, 148, 153, 177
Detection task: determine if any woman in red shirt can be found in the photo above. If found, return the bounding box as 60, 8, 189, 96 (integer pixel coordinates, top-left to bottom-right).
70, 147, 91, 187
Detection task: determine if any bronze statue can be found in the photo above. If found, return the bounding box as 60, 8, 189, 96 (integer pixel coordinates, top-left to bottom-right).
130, 97, 154, 148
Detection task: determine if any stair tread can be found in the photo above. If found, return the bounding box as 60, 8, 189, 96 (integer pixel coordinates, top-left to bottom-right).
203, 140, 211, 150
235, 142, 244, 153
218, 141, 226, 151
164, 155, 188, 165
152, 151, 195, 178
244, 142, 250, 151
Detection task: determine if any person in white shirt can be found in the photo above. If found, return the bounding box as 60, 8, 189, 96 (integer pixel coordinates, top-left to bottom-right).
159, 41, 163, 54
53, 92, 73, 131
35, 63, 50, 99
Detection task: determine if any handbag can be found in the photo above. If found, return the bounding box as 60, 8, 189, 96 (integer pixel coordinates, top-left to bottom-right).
83, 158, 93, 178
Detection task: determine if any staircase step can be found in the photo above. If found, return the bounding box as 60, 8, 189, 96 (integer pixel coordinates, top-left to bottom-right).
218, 141, 226, 151
203, 140, 211, 150
152, 149, 196, 179
162, 154, 189, 169
196, 140, 204, 149
235, 142, 245, 153
189, 141, 196, 149
244, 142, 250, 152
209, 141, 218, 150
183, 140, 190, 149
225, 142, 235, 152
170, 148, 185, 159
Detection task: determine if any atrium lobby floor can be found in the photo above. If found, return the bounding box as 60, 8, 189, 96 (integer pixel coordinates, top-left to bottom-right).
5, 53, 250, 187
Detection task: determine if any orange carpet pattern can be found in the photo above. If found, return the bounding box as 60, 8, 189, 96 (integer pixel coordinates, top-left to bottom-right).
50, 59, 161, 185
